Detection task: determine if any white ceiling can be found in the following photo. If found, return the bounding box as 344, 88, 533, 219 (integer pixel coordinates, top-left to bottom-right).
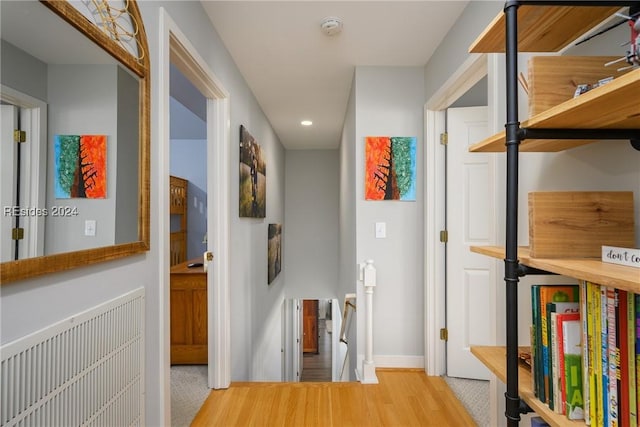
1, 1, 118, 65
201, 1, 469, 149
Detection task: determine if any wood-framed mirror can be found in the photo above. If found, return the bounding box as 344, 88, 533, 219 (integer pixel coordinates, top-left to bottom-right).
0, 0, 150, 283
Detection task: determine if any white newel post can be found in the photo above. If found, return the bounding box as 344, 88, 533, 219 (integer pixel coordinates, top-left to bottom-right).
361, 259, 379, 384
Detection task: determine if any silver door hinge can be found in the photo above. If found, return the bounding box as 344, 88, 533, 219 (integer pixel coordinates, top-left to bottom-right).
440, 328, 448, 341
14, 130, 26, 143
12, 227, 24, 240
440, 132, 448, 145
439, 230, 448, 243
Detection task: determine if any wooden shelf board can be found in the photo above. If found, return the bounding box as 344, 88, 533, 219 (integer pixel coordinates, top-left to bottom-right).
469, 5, 620, 53
471, 246, 640, 291
471, 346, 585, 427
469, 69, 640, 153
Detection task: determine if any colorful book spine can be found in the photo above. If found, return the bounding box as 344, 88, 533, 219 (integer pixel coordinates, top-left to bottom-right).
619, 290, 629, 427
601, 286, 609, 427
530, 416, 550, 426
634, 294, 640, 427
581, 281, 591, 425
531, 285, 542, 400
547, 302, 580, 412
550, 311, 560, 412
556, 311, 580, 414
628, 293, 637, 427
587, 282, 600, 427
564, 319, 584, 420
606, 287, 618, 427
539, 285, 579, 404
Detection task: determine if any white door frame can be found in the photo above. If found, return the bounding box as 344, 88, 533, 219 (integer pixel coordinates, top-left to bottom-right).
158, 6, 232, 420
0, 85, 47, 260
423, 53, 488, 376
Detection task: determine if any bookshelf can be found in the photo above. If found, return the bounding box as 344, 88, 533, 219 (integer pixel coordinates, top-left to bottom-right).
469, 68, 640, 153
471, 346, 581, 427
469, 5, 620, 53
470, 246, 640, 292
467, 2, 640, 426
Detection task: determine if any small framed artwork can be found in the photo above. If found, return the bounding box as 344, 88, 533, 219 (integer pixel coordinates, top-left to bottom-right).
239, 125, 266, 218
268, 223, 282, 284
54, 134, 107, 199
365, 136, 416, 201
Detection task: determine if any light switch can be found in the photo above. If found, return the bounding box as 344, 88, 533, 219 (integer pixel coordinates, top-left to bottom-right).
375, 222, 386, 239
85, 220, 96, 236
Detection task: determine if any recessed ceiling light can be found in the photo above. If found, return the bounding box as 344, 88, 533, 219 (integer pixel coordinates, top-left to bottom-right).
301, 120, 313, 126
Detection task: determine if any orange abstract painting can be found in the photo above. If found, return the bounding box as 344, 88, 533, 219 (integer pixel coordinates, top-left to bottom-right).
365, 136, 416, 201
54, 134, 107, 198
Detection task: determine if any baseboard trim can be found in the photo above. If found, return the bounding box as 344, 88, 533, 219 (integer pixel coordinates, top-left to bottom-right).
373, 355, 424, 369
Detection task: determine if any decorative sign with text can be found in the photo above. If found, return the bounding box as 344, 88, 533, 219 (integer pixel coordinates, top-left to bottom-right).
602, 246, 640, 269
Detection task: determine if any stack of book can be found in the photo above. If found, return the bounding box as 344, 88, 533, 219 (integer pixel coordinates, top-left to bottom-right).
530, 282, 639, 425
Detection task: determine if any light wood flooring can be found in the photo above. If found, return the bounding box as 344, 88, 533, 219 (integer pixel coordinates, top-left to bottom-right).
191, 369, 477, 426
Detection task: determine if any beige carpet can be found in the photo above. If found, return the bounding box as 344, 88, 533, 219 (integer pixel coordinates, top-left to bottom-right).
171, 365, 209, 426
444, 376, 490, 427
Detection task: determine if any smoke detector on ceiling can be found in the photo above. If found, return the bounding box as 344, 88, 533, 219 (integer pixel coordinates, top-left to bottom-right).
321, 17, 343, 36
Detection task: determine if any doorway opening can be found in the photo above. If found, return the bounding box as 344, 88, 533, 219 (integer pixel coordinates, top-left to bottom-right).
282, 298, 342, 382
301, 299, 332, 382
168, 62, 208, 364
1, 88, 47, 262
159, 9, 231, 425
424, 53, 493, 377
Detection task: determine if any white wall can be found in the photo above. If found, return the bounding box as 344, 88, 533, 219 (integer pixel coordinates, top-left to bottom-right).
114, 66, 140, 244
45, 64, 118, 253
284, 149, 339, 299
424, 1, 502, 101
0, 40, 47, 101
354, 66, 426, 370
338, 76, 358, 379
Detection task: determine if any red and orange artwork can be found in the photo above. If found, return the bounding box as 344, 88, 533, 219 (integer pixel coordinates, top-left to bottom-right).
54, 135, 107, 199
365, 136, 416, 201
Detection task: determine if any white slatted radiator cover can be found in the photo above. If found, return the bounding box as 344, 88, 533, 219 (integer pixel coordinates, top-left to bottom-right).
1, 288, 145, 426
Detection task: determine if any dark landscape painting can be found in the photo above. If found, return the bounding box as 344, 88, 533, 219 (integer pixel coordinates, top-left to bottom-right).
268, 223, 282, 284
239, 125, 266, 217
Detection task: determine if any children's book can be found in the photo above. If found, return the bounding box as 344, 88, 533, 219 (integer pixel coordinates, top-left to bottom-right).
556, 311, 580, 414
580, 281, 590, 425
539, 285, 579, 403
550, 311, 560, 412
547, 302, 580, 412
530, 416, 550, 427
564, 319, 584, 420
606, 287, 618, 427
531, 285, 542, 400
619, 290, 629, 427
586, 282, 599, 427
635, 293, 640, 427
600, 285, 609, 427
628, 292, 637, 426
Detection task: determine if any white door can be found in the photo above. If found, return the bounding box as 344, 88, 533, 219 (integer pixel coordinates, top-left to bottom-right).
446, 106, 494, 380
1, 105, 18, 262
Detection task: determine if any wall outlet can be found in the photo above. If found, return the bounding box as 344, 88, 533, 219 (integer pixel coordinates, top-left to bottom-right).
84, 220, 96, 236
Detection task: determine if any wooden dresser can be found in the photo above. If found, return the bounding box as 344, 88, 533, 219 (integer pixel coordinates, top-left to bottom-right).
170, 258, 207, 364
